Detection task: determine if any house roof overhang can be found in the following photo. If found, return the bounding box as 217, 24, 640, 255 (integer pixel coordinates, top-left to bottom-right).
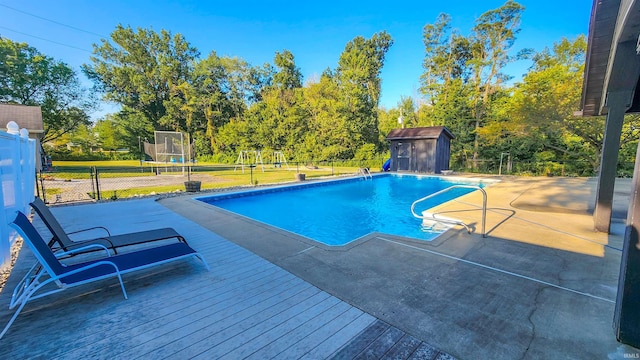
581, 0, 640, 116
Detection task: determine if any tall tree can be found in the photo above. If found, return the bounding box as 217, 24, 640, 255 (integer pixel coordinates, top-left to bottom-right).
468, 0, 528, 167
92, 114, 127, 151
335, 31, 393, 155
0, 37, 94, 142
500, 35, 640, 173
494, 36, 584, 164
420, 14, 472, 105
397, 96, 418, 128
272, 50, 302, 89
419, 14, 476, 165
246, 50, 306, 156
83, 25, 199, 131
302, 72, 349, 160
110, 108, 155, 154
186, 53, 273, 154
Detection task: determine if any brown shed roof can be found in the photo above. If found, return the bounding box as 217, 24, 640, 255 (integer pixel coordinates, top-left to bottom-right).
386, 126, 454, 140
0, 104, 44, 134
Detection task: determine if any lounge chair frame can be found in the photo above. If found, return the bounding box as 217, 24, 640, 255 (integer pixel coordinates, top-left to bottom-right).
0, 211, 209, 339
30, 197, 187, 255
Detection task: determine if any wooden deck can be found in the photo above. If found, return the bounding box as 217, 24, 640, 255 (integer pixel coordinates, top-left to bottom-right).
0, 199, 382, 358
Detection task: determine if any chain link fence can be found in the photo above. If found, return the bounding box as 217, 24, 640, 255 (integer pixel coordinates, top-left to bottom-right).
37, 156, 631, 205
37, 159, 385, 205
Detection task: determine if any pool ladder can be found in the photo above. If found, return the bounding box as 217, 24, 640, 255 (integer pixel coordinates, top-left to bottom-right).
358, 168, 372, 180
410, 185, 487, 238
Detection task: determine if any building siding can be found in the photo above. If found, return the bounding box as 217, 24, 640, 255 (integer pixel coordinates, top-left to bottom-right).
387, 127, 452, 174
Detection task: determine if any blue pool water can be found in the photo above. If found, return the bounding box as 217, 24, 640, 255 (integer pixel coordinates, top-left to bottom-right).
198, 174, 487, 246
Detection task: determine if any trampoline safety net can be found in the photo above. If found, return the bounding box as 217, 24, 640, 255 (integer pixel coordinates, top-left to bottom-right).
145, 131, 186, 163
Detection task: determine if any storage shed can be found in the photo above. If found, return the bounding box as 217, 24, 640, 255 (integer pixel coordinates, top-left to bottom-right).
386, 126, 454, 174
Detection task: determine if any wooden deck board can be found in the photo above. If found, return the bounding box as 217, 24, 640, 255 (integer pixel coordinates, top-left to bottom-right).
244, 297, 346, 359
164, 286, 322, 358
120, 281, 314, 359
218, 295, 344, 359
0, 199, 378, 358
5, 259, 284, 357
198, 291, 334, 359
381, 333, 423, 360
355, 325, 405, 359
332, 320, 457, 360
134, 282, 316, 359
302, 313, 378, 359
275, 306, 367, 358
57, 275, 309, 359
332, 319, 390, 359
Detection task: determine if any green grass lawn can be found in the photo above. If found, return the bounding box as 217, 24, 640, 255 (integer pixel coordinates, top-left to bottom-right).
45, 160, 372, 200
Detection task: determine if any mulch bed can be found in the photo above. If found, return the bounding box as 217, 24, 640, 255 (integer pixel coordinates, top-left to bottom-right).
0, 238, 23, 292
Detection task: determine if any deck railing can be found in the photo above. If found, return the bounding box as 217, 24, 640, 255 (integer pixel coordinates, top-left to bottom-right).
1, 122, 36, 270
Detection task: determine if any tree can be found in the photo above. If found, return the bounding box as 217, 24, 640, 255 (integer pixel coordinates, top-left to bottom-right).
0, 37, 94, 142
420, 13, 472, 105
93, 115, 127, 151
250, 50, 306, 155
491, 35, 600, 172
418, 11, 487, 166
335, 31, 394, 155
184, 52, 273, 155
302, 72, 350, 160
110, 108, 155, 154
468, 0, 529, 167
272, 50, 302, 90
397, 96, 418, 128
83, 25, 199, 131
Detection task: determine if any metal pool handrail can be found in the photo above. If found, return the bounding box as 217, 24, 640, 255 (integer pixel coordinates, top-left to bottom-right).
411, 185, 488, 238
358, 168, 372, 180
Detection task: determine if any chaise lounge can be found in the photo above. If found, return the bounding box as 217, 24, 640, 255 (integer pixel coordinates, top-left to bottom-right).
30, 197, 187, 255
0, 211, 210, 339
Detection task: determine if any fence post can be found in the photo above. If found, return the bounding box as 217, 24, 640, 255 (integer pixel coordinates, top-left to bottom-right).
35, 173, 40, 199
90, 167, 96, 200
0, 122, 36, 270
39, 172, 47, 204
94, 166, 101, 201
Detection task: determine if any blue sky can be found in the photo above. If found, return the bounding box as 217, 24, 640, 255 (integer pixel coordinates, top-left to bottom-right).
0, 0, 591, 118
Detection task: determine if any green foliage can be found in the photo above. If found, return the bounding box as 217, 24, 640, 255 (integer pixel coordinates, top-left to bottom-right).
273, 50, 302, 89
335, 31, 393, 149
302, 74, 350, 159
209, 33, 394, 162
0, 37, 94, 142
420, 13, 472, 103
83, 25, 199, 131
17, 8, 629, 178
354, 143, 377, 160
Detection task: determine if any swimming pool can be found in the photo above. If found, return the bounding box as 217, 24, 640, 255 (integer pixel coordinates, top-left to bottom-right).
198, 173, 489, 246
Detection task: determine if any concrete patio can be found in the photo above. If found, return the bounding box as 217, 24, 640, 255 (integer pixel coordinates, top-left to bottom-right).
0, 175, 639, 359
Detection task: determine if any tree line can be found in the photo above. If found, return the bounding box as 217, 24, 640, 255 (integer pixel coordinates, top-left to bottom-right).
2, 0, 638, 175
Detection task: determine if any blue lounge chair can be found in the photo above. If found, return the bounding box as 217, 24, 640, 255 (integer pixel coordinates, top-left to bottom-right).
30, 197, 187, 255
0, 211, 209, 339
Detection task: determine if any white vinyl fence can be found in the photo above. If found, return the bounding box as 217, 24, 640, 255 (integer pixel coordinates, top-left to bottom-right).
0, 122, 36, 270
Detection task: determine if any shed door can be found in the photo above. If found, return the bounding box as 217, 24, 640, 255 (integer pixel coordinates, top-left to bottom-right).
397, 142, 411, 171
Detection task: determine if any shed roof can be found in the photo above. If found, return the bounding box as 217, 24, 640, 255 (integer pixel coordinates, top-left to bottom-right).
0, 104, 44, 134
386, 126, 454, 140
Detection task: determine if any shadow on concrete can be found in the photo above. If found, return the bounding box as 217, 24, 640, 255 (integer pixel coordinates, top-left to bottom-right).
159, 176, 639, 359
